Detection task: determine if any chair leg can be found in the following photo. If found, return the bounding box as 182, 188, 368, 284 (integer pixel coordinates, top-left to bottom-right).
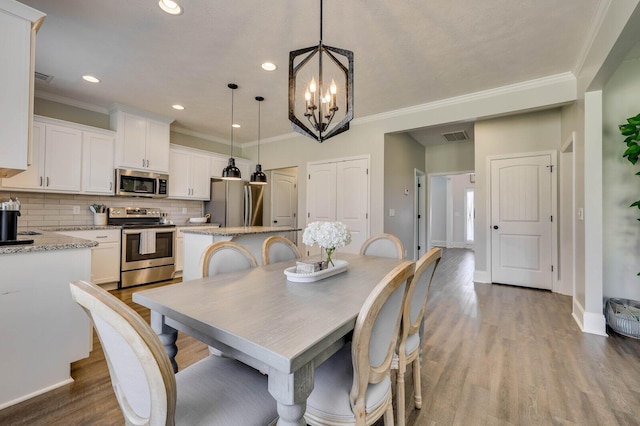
413, 356, 422, 409
384, 401, 396, 426
396, 364, 406, 426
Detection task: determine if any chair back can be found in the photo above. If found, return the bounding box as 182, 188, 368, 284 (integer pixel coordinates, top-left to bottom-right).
401, 248, 442, 348
69, 280, 176, 425
360, 233, 405, 259
200, 241, 258, 278
350, 260, 415, 413
262, 235, 302, 265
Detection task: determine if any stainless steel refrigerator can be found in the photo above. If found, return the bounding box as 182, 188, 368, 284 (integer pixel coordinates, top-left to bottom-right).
204, 179, 264, 227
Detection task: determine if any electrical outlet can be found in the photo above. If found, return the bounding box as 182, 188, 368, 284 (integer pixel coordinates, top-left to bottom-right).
72, 206, 80, 214
182, 207, 187, 214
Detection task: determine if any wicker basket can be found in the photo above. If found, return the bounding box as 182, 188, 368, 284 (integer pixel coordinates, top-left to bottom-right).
605, 298, 640, 339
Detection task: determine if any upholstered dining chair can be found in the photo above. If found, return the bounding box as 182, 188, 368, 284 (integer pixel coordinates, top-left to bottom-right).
304, 260, 415, 426
261, 235, 302, 265
200, 241, 258, 278
199, 241, 258, 356
360, 233, 405, 259
393, 247, 442, 426
69, 280, 278, 426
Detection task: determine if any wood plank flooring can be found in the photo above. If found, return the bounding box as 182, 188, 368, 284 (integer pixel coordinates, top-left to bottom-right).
1, 248, 639, 425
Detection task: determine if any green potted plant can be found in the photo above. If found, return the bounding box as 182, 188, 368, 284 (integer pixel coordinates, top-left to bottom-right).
606, 115, 640, 338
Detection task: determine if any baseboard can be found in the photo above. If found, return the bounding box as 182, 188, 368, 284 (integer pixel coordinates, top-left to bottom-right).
474, 270, 490, 283
449, 242, 466, 248
0, 378, 74, 410
431, 240, 446, 247
572, 298, 608, 336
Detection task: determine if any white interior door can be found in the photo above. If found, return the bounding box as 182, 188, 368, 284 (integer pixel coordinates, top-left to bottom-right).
490, 154, 553, 289
336, 159, 369, 254
271, 171, 297, 243
307, 162, 337, 224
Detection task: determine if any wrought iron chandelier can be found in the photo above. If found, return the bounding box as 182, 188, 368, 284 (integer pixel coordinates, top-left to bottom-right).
250, 96, 267, 185
221, 83, 241, 180
288, 0, 354, 143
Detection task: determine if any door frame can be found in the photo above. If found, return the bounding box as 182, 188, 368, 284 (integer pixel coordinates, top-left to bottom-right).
485, 150, 558, 290
427, 170, 474, 250
414, 169, 426, 260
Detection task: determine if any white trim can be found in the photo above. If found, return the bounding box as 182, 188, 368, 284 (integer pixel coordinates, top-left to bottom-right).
35, 91, 110, 115
353, 73, 576, 125
486, 150, 558, 290
108, 103, 174, 124
474, 270, 491, 283
0, 377, 73, 410
449, 242, 467, 249
573, 298, 608, 336
0, 0, 46, 25
430, 240, 446, 247
446, 177, 453, 248
414, 169, 426, 261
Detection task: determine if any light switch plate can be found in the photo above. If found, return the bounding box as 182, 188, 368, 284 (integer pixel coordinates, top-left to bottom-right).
182, 207, 188, 214
389, 208, 395, 217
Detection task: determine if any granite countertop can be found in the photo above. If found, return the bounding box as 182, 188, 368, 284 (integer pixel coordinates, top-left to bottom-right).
0, 230, 98, 255
177, 223, 222, 228
181, 226, 301, 236
39, 225, 122, 232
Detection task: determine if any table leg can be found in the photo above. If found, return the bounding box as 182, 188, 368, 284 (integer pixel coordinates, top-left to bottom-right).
150, 311, 179, 373
268, 364, 314, 426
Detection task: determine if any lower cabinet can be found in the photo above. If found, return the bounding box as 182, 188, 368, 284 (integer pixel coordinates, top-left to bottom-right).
174, 225, 219, 276
56, 229, 121, 285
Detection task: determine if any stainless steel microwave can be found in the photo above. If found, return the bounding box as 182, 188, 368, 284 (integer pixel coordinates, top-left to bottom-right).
115, 169, 169, 198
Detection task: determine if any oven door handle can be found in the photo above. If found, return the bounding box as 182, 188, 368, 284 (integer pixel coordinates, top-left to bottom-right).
123, 229, 143, 235
123, 228, 175, 235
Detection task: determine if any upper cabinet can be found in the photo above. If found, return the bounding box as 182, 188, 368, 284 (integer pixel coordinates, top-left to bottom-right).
1, 117, 82, 192
0, 1, 45, 178
168, 145, 211, 200
110, 105, 173, 174
81, 129, 116, 195
1, 116, 115, 195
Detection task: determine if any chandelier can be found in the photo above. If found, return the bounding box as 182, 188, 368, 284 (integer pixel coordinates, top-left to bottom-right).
288, 0, 354, 143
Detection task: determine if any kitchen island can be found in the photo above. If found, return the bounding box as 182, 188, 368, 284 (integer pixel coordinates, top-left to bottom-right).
181, 226, 301, 281
0, 232, 96, 409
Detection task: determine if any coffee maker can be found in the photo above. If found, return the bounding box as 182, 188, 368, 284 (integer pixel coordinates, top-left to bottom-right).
0, 198, 32, 246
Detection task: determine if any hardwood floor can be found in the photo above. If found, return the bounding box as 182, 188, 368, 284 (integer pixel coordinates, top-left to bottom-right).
1, 248, 638, 425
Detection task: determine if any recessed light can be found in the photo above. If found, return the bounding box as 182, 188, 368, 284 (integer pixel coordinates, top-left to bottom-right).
159, 0, 183, 15
232, 124, 241, 128
261, 62, 277, 71
172, 104, 185, 110
82, 75, 100, 83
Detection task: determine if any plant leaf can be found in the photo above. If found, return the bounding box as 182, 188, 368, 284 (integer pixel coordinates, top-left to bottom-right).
630, 200, 640, 208
623, 144, 640, 164
628, 116, 640, 126
620, 123, 637, 135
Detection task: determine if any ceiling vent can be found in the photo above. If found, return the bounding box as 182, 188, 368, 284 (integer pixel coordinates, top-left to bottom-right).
34, 71, 53, 83
441, 130, 469, 142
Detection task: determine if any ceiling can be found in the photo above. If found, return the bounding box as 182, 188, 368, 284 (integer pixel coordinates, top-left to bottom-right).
21, 0, 603, 146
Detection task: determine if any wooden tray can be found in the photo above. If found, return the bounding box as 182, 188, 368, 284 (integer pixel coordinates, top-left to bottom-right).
284, 259, 349, 283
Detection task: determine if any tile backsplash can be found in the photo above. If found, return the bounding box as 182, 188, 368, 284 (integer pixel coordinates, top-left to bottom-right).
0, 191, 203, 229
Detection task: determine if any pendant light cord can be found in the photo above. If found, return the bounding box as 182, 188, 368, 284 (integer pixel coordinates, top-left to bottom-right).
257, 101, 261, 163
230, 88, 235, 157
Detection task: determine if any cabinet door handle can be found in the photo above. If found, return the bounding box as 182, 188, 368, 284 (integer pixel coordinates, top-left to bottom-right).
146, 159, 149, 168
110, 182, 113, 191
96, 235, 108, 239
46, 177, 49, 187
142, 158, 146, 167
40, 176, 43, 187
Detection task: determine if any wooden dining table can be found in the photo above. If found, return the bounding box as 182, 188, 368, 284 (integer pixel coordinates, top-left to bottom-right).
133, 252, 407, 426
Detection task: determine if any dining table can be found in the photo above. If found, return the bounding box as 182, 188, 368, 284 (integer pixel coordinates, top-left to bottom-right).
133, 252, 408, 426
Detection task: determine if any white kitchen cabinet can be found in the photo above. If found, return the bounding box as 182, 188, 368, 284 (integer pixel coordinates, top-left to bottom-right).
168, 145, 211, 200
1, 118, 82, 192
210, 153, 252, 181
82, 129, 115, 194
56, 229, 121, 285
174, 225, 219, 275
0, 1, 45, 178
110, 106, 173, 173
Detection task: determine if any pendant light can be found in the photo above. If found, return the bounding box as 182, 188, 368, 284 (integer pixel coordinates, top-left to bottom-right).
221, 83, 242, 180
250, 96, 267, 185
288, 0, 354, 143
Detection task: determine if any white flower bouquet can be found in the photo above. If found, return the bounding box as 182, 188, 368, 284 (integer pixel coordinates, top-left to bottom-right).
303, 221, 352, 267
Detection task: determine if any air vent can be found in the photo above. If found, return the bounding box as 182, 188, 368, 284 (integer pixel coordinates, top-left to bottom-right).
441, 130, 469, 142
34, 71, 53, 83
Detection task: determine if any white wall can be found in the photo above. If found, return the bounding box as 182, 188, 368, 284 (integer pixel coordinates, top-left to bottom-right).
451, 174, 473, 246
430, 176, 446, 245
602, 56, 640, 302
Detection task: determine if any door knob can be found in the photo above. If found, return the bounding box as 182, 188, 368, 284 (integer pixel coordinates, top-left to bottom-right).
493, 225, 499, 229
273, 220, 278, 223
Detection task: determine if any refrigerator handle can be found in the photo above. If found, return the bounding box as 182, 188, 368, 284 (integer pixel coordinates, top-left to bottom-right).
244, 184, 251, 226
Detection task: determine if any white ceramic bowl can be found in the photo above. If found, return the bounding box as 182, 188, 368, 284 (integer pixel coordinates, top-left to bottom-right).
189, 217, 208, 224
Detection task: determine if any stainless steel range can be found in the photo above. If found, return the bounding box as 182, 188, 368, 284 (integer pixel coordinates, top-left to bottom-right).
108, 207, 175, 288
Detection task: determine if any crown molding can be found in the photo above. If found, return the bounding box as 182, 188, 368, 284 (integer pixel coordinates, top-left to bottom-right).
35, 91, 110, 115
353, 72, 576, 125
